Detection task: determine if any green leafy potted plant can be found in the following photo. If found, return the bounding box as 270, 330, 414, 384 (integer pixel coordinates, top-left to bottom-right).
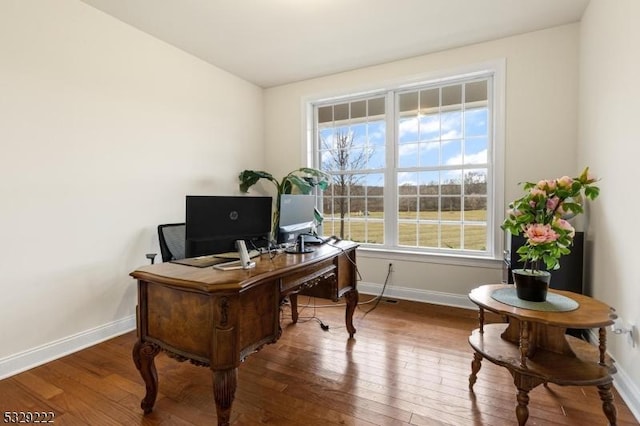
501, 167, 600, 301
238, 167, 330, 240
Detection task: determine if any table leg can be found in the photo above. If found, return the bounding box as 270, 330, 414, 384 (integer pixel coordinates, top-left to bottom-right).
597, 383, 617, 425
469, 351, 482, 390
344, 288, 358, 338
132, 340, 161, 414
511, 373, 543, 426
289, 293, 299, 323
515, 387, 530, 426
213, 368, 238, 426
519, 320, 529, 368
599, 327, 607, 366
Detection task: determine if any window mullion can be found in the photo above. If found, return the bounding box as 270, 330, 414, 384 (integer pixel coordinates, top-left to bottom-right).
385, 91, 397, 248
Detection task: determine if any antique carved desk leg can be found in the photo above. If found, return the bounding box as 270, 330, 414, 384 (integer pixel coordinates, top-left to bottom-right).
344, 288, 359, 338
289, 293, 299, 323
213, 368, 238, 426
132, 340, 161, 414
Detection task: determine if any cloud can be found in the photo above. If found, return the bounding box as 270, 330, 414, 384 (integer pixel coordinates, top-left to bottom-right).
443, 148, 487, 166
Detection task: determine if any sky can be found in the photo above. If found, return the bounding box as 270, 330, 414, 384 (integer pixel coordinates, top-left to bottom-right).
318, 106, 489, 187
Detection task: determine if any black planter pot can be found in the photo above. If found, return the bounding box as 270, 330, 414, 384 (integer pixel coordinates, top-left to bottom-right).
512, 269, 551, 302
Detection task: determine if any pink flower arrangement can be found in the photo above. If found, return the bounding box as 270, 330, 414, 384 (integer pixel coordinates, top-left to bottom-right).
502, 167, 600, 272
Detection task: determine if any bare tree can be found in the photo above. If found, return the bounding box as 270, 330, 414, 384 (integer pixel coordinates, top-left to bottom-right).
321, 128, 374, 239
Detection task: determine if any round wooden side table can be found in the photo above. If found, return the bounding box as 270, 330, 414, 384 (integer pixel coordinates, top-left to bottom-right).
468, 284, 617, 425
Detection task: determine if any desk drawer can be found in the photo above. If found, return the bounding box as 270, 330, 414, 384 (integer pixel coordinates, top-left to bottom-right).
279, 259, 336, 295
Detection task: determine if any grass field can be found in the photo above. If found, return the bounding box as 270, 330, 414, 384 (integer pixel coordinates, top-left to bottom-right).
322, 210, 487, 250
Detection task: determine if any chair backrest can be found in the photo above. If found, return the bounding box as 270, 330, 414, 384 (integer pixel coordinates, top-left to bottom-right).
158, 223, 186, 262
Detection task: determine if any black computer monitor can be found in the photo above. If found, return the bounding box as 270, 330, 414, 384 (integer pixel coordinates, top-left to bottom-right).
185, 195, 272, 257
277, 194, 316, 244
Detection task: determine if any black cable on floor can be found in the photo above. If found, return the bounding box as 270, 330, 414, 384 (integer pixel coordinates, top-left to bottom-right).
358, 262, 393, 317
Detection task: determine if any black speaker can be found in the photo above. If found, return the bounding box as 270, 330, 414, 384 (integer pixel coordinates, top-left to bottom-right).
506, 232, 585, 339
506, 232, 584, 294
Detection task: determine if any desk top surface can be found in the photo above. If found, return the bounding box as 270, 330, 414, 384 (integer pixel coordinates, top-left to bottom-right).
131, 240, 357, 292
469, 284, 614, 329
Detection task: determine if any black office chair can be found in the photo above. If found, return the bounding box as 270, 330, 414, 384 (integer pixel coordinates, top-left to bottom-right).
158, 223, 186, 262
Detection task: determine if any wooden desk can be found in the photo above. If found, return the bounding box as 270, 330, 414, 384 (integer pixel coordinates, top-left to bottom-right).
130, 241, 358, 425
467, 284, 617, 425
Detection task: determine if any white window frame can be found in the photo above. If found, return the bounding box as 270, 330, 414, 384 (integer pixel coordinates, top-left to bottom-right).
303, 60, 505, 264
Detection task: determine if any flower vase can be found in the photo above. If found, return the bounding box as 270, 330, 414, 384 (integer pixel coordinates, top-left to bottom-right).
512, 269, 551, 302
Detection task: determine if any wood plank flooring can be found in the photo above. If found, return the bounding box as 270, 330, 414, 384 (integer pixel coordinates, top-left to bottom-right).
1, 297, 637, 425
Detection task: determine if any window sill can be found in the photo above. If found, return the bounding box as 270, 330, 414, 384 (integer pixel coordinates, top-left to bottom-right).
358, 246, 504, 269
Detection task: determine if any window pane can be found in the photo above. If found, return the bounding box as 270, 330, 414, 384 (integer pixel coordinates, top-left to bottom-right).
464, 197, 487, 221
419, 114, 440, 141
399, 117, 419, 143
418, 171, 439, 195
420, 88, 439, 111
441, 224, 461, 249
334, 103, 349, 121
367, 174, 384, 194
465, 80, 487, 103
441, 111, 462, 139
442, 140, 462, 165
398, 222, 417, 246
442, 84, 462, 106
464, 169, 487, 195
351, 100, 366, 119
441, 197, 462, 221
465, 108, 487, 136
318, 106, 333, 124
368, 97, 385, 116
418, 223, 439, 248
463, 225, 486, 250
319, 128, 334, 149
398, 177, 417, 195
366, 220, 384, 244
399, 92, 418, 113
351, 123, 367, 147
351, 197, 366, 214
368, 121, 385, 146
398, 143, 419, 167
464, 137, 487, 164
398, 196, 417, 220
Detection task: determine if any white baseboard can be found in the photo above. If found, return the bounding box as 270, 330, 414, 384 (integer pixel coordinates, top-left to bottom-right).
612, 362, 640, 421
357, 280, 477, 310
0, 315, 136, 380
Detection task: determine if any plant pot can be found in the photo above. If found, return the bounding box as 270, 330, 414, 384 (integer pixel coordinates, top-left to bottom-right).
512, 269, 551, 302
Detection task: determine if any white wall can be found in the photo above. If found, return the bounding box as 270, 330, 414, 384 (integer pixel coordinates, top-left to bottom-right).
0, 0, 264, 376
264, 24, 581, 301
579, 0, 640, 416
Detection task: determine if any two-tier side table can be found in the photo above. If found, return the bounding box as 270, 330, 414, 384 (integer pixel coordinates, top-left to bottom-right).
468, 284, 617, 425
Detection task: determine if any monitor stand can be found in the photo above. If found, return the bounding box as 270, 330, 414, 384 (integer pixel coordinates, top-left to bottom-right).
285, 234, 315, 254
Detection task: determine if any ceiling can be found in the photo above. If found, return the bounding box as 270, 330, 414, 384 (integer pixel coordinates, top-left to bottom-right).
80, 0, 590, 88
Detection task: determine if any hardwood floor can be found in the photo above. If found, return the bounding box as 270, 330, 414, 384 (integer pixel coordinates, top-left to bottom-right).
1, 297, 637, 425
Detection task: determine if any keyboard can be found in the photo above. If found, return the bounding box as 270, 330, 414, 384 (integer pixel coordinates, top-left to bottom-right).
170, 249, 260, 268
214, 250, 261, 259
301, 235, 328, 244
